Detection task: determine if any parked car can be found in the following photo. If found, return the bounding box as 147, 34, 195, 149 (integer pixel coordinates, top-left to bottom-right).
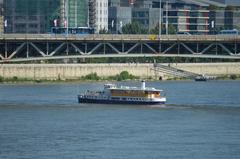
177, 32, 191, 35
218, 29, 239, 35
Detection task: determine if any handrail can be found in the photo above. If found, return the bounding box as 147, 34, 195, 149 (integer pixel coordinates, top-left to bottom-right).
1, 34, 240, 41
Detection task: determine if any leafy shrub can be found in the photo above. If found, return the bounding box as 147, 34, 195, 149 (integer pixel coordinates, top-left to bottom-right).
229, 74, 237, 80
114, 71, 138, 81
83, 73, 100, 80
0, 76, 3, 82
12, 76, 18, 81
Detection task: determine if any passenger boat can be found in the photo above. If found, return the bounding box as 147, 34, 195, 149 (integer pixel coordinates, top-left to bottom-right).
78, 81, 166, 105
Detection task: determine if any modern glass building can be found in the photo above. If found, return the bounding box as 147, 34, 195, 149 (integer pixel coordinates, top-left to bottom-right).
4, 0, 89, 33
4, 0, 60, 33
132, 8, 159, 31
108, 6, 132, 33
65, 0, 88, 27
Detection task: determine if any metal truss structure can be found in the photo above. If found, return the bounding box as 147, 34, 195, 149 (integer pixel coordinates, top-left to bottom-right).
1, 34, 240, 62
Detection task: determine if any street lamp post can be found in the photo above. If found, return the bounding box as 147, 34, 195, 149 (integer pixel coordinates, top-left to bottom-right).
4, 19, 7, 33
159, 0, 162, 54
211, 20, 215, 35
166, 1, 168, 35
75, 0, 77, 28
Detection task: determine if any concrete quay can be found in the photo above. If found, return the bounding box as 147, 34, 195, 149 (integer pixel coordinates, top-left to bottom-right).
0, 63, 239, 80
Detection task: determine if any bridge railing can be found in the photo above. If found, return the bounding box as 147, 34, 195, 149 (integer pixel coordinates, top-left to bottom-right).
1, 34, 240, 41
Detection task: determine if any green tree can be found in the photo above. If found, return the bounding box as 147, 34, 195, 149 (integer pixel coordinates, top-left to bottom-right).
149, 24, 159, 34
149, 23, 176, 34
99, 28, 109, 34
122, 21, 148, 34
168, 24, 177, 34
115, 71, 137, 81
119, 71, 130, 80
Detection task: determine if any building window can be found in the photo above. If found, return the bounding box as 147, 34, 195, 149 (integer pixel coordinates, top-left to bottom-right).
29, 16, 37, 21
15, 16, 26, 20
29, 24, 38, 28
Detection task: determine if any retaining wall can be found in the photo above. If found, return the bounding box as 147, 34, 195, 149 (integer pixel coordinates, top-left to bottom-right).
0, 63, 239, 80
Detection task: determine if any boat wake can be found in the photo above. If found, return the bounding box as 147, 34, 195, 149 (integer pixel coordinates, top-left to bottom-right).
164, 103, 240, 111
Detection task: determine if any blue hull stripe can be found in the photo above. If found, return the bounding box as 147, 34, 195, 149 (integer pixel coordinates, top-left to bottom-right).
78, 97, 165, 105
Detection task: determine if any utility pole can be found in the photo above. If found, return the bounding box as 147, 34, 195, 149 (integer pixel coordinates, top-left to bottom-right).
159, 0, 162, 37
87, 0, 90, 27
66, 0, 69, 35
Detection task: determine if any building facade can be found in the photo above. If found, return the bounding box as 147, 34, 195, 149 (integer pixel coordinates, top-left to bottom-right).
132, 8, 159, 31
95, 0, 108, 33
61, 0, 88, 28
4, 0, 89, 33
164, 1, 211, 34
209, 9, 224, 33
108, 0, 240, 34
225, 8, 240, 30
89, 0, 96, 29
89, 0, 109, 33
4, 0, 60, 33
108, 0, 120, 7
153, 0, 232, 34
133, 0, 152, 8
2, 0, 240, 34
108, 6, 131, 33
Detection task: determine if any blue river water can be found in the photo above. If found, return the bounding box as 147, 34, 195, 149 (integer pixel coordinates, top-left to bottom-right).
0, 81, 240, 159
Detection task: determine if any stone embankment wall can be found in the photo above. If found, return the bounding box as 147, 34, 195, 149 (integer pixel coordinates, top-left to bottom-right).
0, 63, 239, 80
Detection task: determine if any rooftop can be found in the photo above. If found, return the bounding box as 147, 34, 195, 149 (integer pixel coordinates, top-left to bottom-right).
195, 0, 227, 7
155, 0, 227, 7
110, 86, 163, 92
181, 0, 209, 7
